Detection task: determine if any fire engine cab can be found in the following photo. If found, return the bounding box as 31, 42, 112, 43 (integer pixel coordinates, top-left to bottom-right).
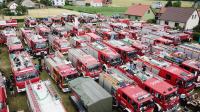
24, 17, 37, 28
81, 41, 122, 71
9, 51, 40, 92
96, 28, 118, 40
48, 35, 71, 54
44, 52, 78, 92
6, 37, 23, 52
35, 24, 51, 38
99, 68, 155, 112
139, 56, 196, 96
104, 40, 137, 62
121, 38, 149, 56
21, 28, 48, 56
25, 80, 66, 112
68, 48, 102, 79
119, 61, 179, 111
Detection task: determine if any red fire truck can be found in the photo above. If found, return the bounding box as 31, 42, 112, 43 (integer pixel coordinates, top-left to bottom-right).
6, 36, 23, 52
35, 24, 51, 38
51, 24, 69, 37
103, 40, 137, 62
141, 34, 173, 45
48, 35, 71, 54
51, 16, 62, 25
24, 17, 37, 28
69, 35, 89, 48
176, 43, 200, 60
99, 68, 155, 112
44, 52, 78, 92
25, 80, 66, 112
119, 61, 180, 111
96, 28, 118, 40
162, 34, 181, 45
86, 33, 102, 42
139, 56, 196, 96
121, 38, 149, 56
181, 60, 200, 87
0, 72, 9, 112
81, 41, 122, 71
0, 27, 17, 44
0, 19, 17, 28
20, 28, 48, 56
9, 51, 40, 92
167, 30, 191, 42
68, 48, 102, 79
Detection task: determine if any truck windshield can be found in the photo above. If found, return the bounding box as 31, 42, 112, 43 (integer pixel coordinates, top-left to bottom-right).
43, 32, 49, 36
184, 78, 195, 88
140, 100, 154, 111
127, 51, 136, 58
64, 73, 78, 83
35, 42, 47, 49
165, 91, 177, 102
88, 64, 100, 72
110, 56, 121, 66
16, 71, 38, 82
110, 33, 118, 39
60, 42, 69, 48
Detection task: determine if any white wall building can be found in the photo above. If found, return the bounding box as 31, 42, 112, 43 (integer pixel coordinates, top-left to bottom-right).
52, 0, 65, 7
90, 0, 103, 7
7, 2, 18, 13
158, 7, 199, 30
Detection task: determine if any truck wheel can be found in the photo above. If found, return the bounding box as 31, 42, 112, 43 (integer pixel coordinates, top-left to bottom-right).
80, 72, 85, 77
102, 64, 107, 72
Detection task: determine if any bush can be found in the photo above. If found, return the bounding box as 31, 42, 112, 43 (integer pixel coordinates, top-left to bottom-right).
16, 5, 28, 15
192, 32, 200, 41
173, 0, 181, 7
3, 8, 15, 16
147, 19, 156, 24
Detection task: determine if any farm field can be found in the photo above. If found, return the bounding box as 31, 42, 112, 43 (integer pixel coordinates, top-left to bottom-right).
111, 0, 193, 7
0, 8, 80, 20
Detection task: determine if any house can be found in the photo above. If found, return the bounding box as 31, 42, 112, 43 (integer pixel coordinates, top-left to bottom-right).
124, 4, 155, 21
21, 0, 36, 8
52, 0, 65, 7
7, 1, 18, 13
70, 0, 86, 6
158, 7, 199, 30
90, 0, 103, 7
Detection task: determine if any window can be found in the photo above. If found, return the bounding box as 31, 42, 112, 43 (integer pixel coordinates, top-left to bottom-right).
145, 86, 150, 92
148, 10, 150, 14
165, 21, 168, 25
166, 74, 171, 80
175, 23, 179, 27
122, 93, 128, 100
132, 101, 138, 110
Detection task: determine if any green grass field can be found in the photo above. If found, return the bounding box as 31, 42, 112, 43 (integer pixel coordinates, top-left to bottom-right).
64, 6, 127, 16
111, 0, 193, 7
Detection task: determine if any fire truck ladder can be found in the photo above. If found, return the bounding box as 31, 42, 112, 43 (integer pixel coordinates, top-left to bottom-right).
26, 82, 41, 112
44, 81, 60, 100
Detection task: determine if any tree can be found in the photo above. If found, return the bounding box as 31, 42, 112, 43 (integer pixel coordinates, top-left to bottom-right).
40, 0, 52, 6
173, 0, 181, 7
16, 5, 27, 15
165, 0, 172, 7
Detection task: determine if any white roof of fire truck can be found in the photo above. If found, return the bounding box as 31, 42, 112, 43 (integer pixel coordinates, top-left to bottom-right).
10, 51, 34, 72
181, 43, 200, 51
26, 80, 66, 112
2, 28, 17, 36
6, 36, 21, 45
28, 33, 46, 42
106, 40, 135, 52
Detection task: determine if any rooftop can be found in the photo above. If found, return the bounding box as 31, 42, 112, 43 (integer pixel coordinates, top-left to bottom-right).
125, 4, 151, 17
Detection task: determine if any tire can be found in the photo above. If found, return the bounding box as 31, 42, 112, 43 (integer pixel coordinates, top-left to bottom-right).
102, 64, 107, 72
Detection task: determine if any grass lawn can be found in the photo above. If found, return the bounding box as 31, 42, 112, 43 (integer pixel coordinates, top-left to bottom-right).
111, 0, 193, 7
64, 6, 127, 16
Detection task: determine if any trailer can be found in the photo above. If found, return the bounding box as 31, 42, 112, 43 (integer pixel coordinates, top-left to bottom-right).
104, 40, 137, 62
6, 36, 23, 52
25, 80, 66, 112
68, 48, 102, 79
119, 61, 179, 111
99, 68, 155, 112
44, 51, 78, 92
81, 41, 122, 70
9, 51, 40, 92
69, 77, 112, 112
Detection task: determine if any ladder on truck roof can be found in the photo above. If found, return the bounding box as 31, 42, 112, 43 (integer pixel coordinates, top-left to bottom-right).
92, 41, 106, 50
44, 81, 60, 100
70, 49, 87, 58
182, 44, 200, 51
109, 40, 125, 47
26, 81, 41, 112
